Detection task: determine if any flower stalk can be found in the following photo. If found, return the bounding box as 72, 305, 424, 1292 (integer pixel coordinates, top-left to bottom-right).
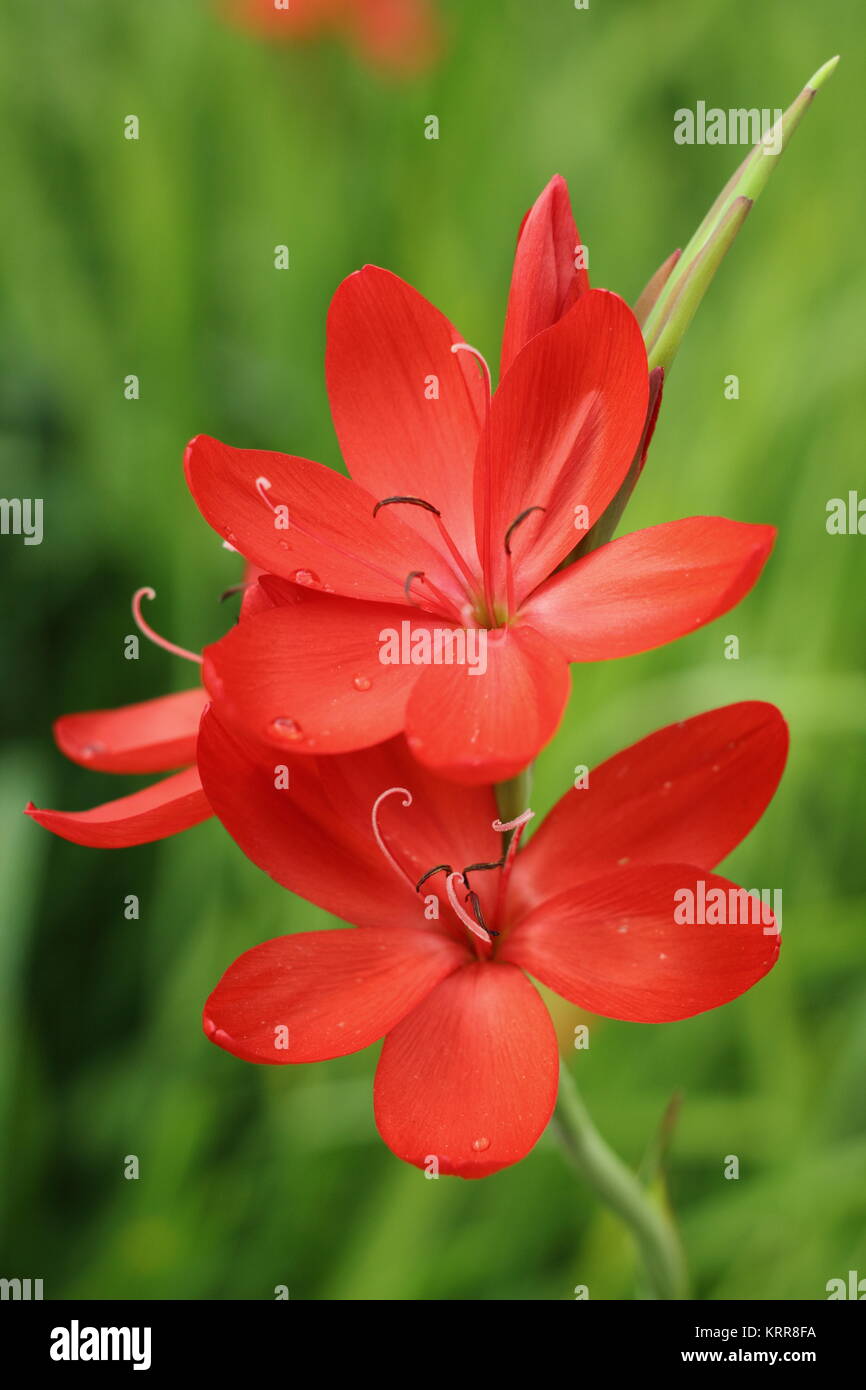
553, 1060, 688, 1300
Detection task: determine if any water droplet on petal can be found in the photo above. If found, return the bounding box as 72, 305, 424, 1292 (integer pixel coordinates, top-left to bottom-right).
289, 568, 322, 588
471, 1137, 491, 1153
352, 675, 372, 692
277, 539, 289, 551
271, 716, 304, 741
711, 763, 720, 773
80, 741, 106, 760
661, 780, 673, 793
617, 855, 630, 866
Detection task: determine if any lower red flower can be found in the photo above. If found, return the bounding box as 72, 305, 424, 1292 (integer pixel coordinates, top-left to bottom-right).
200, 699, 788, 1176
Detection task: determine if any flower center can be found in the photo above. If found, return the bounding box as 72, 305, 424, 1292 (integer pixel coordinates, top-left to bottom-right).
370, 789, 535, 952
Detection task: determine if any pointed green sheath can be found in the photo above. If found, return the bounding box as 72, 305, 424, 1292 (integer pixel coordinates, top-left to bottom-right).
572, 57, 840, 563
641, 56, 839, 373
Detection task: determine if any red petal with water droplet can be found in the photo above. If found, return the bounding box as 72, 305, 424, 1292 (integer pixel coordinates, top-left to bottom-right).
185, 433, 461, 609
500, 174, 589, 376
374, 960, 558, 1177
203, 926, 467, 1065
523, 517, 775, 660
405, 624, 570, 784
508, 702, 789, 915
203, 594, 447, 755
53, 688, 207, 774
25, 767, 210, 848
502, 864, 780, 1023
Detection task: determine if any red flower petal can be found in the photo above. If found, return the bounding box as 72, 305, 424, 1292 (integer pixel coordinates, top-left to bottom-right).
326, 266, 486, 563
476, 289, 649, 602
203, 926, 467, 1065
203, 595, 445, 755
25, 768, 210, 848
374, 961, 559, 1177
185, 434, 459, 607
502, 864, 780, 1023
405, 624, 570, 784
53, 688, 207, 774
500, 175, 589, 376
524, 517, 775, 660
508, 702, 789, 914
197, 709, 502, 931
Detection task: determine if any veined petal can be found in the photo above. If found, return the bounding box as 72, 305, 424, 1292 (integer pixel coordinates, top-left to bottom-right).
405, 624, 570, 784
502, 864, 780, 1023
203, 927, 467, 1065
185, 434, 459, 606
508, 702, 788, 915
326, 266, 486, 564
475, 289, 649, 602
523, 517, 775, 660
25, 767, 210, 848
53, 688, 207, 774
500, 174, 589, 375
374, 961, 559, 1177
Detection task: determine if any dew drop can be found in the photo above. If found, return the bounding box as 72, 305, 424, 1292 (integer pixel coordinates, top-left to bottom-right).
289, 568, 322, 588
617, 855, 631, 866
271, 716, 304, 741
352, 675, 372, 692
277, 539, 289, 551
471, 1136, 491, 1153
80, 741, 106, 760
660, 780, 673, 793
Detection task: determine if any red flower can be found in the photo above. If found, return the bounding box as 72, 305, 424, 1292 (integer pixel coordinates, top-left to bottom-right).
229, 0, 439, 75
186, 177, 775, 784
200, 700, 787, 1177
24, 579, 273, 848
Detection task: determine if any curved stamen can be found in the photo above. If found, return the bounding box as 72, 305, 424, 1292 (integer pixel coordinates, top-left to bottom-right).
492, 809, 536, 834
415, 863, 453, 892
451, 341, 492, 398
493, 808, 536, 920
374, 495, 478, 597
255, 475, 277, 512
504, 506, 546, 615
404, 571, 463, 623
131, 588, 203, 665
370, 787, 417, 890
504, 506, 546, 557
465, 888, 499, 938
446, 872, 491, 944
374, 495, 440, 518
219, 581, 253, 603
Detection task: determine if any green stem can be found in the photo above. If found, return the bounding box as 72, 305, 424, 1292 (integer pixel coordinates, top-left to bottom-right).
553, 1060, 688, 1300
495, 765, 533, 825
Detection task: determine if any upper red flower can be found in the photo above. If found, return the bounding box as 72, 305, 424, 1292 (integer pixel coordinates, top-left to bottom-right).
230, 0, 439, 75
200, 699, 787, 1177
186, 178, 775, 784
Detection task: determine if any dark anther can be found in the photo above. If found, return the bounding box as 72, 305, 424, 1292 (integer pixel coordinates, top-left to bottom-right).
504, 506, 546, 555
404, 571, 425, 601
461, 859, 505, 878
374, 495, 442, 519
465, 889, 500, 938
415, 864, 453, 892
219, 583, 248, 603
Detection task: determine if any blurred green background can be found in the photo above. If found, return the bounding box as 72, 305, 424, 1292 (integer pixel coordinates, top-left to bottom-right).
1, 0, 864, 1301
